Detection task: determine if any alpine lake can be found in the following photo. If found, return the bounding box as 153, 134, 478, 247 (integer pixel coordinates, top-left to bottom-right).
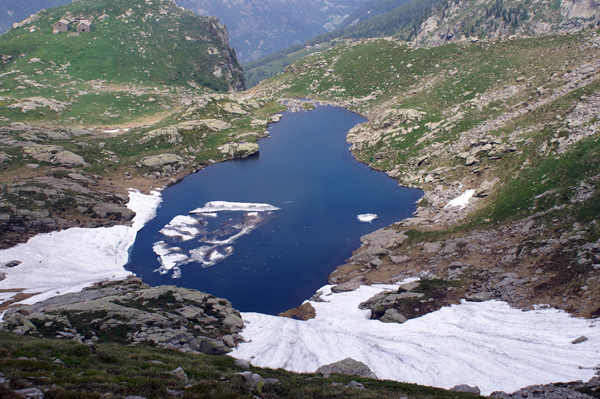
126, 106, 423, 315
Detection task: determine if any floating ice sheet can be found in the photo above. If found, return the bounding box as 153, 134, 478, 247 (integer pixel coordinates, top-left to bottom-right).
153, 201, 279, 277
357, 213, 378, 223
191, 201, 280, 213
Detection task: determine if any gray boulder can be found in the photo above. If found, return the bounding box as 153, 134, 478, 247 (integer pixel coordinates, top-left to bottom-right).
379, 308, 408, 324
451, 384, 481, 394
316, 358, 377, 379
0, 278, 244, 356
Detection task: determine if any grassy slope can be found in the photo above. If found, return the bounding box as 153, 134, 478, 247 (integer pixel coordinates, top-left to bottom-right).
0, 332, 484, 399
251, 30, 600, 315
259, 32, 599, 220
0, 0, 244, 127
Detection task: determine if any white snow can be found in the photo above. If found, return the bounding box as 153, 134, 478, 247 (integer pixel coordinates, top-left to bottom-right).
191, 201, 280, 213
153, 202, 280, 276
444, 189, 475, 209
160, 215, 203, 241
357, 213, 379, 223
102, 128, 130, 133
232, 283, 600, 395
152, 241, 189, 273
0, 189, 162, 308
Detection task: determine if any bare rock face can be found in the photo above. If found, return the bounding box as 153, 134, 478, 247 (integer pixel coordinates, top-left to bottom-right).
218, 141, 259, 158
0, 278, 244, 355
22, 144, 88, 167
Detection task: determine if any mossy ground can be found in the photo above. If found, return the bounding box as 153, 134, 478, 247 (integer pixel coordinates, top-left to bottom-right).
0, 332, 484, 399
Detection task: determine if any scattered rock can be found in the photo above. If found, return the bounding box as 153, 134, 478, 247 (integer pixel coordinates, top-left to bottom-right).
379, 308, 408, 324
466, 292, 494, 302
316, 358, 377, 379
22, 144, 88, 167
346, 380, 365, 389
234, 358, 250, 369
279, 302, 316, 320
218, 141, 259, 158
5, 260, 22, 268
139, 153, 185, 168
422, 242, 442, 254
168, 367, 189, 383
92, 203, 135, 221
572, 336, 588, 344
221, 102, 248, 115
331, 277, 363, 293
138, 126, 182, 145
238, 371, 265, 391
451, 384, 481, 394
14, 387, 45, 399
360, 228, 408, 248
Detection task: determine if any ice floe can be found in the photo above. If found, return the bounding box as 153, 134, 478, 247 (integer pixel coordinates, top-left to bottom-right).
357, 213, 379, 223
159, 215, 205, 241
444, 189, 475, 209
0, 189, 162, 308
153, 201, 279, 277
191, 201, 280, 213
232, 283, 600, 395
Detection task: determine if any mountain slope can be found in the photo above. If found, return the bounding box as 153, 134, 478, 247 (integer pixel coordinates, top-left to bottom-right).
337, 0, 414, 29
174, 0, 368, 62
0, 0, 270, 248
0, 0, 72, 34
244, 0, 600, 87
0, 0, 244, 91
251, 29, 600, 318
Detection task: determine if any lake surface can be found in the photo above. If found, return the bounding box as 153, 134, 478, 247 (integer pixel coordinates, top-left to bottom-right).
126, 106, 422, 315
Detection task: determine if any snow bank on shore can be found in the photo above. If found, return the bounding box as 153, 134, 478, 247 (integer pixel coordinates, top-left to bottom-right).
0, 190, 162, 307
232, 284, 600, 395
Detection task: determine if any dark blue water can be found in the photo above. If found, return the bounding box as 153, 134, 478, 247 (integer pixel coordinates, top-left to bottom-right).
126, 106, 422, 314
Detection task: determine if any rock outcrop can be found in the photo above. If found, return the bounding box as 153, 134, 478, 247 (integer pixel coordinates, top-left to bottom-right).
218, 141, 259, 158
316, 358, 378, 379
0, 278, 244, 355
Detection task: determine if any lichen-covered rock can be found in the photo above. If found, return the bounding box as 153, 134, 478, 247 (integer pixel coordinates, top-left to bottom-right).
22, 144, 88, 167
218, 141, 259, 158
139, 153, 185, 167
138, 126, 182, 145
0, 278, 244, 355
177, 119, 231, 132
221, 102, 248, 115
316, 358, 377, 379
92, 203, 135, 221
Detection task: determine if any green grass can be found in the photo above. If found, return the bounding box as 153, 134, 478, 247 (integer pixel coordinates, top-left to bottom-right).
0, 331, 485, 399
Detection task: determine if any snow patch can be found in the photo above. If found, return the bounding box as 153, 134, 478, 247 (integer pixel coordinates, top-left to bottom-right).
444, 189, 475, 209
0, 189, 162, 308
232, 283, 600, 395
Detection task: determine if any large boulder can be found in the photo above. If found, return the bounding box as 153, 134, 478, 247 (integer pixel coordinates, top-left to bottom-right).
218, 141, 259, 158
139, 153, 185, 167
23, 144, 88, 167
316, 358, 377, 379
0, 278, 244, 355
